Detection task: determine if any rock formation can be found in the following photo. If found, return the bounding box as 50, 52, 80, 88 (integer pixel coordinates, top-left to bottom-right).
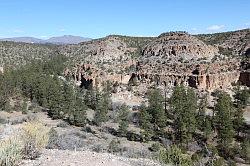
62, 31, 250, 92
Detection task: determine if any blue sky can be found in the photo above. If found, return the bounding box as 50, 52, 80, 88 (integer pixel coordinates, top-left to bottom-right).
0, 0, 249, 39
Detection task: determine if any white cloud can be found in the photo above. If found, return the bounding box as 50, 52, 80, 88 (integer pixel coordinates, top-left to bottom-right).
206, 25, 225, 31
191, 28, 197, 31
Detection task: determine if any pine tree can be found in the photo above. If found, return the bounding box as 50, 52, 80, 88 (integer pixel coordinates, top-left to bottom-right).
203, 117, 212, 140
214, 92, 234, 156
47, 77, 64, 119
170, 85, 197, 145
233, 88, 248, 135
117, 104, 129, 136
69, 95, 87, 127
139, 105, 154, 142
21, 98, 28, 114
197, 94, 208, 130
93, 88, 110, 126
62, 82, 75, 115
147, 88, 166, 129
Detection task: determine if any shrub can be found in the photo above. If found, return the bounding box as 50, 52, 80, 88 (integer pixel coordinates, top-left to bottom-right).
21, 121, 50, 159
158, 145, 193, 166
0, 137, 23, 166
149, 142, 163, 152
108, 139, 121, 154
0, 117, 7, 124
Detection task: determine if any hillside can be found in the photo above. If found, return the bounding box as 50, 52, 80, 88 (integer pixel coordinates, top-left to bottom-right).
196, 28, 250, 56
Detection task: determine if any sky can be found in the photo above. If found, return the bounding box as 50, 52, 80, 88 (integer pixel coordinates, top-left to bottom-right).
0, 0, 249, 39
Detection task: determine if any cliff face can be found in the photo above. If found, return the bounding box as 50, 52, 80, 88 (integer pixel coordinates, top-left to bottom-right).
64, 31, 248, 91
0, 30, 248, 91
143, 32, 218, 62
133, 59, 241, 91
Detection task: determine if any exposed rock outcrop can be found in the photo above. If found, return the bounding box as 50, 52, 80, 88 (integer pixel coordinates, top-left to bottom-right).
143, 32, 219, 62
63, 31, 249, 91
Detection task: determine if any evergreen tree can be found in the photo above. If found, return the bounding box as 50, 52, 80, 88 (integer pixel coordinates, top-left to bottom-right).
21, 98, 28, 114
93, 87, 111, 126
233, 88, 248, 135
139, 104, 154, 142
203, 117, 212, 140
147, 88, 166, 129
170, 85, 197, 145
117, 104, 129, 136
214, 92, 234, 156
62, 82, 75, 115
69, 95, 87, 127
47, 77, 64, 119
197, 94, 208, 130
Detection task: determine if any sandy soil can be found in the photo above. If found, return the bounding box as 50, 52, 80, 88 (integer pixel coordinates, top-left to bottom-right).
21, 149, 162, 166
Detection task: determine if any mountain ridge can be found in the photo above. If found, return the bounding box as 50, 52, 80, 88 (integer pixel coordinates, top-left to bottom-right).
0, 35, 92, 45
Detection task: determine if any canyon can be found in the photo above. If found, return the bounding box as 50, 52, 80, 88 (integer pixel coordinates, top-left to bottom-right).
0, 29, 249, 92
62, 30, 250, 92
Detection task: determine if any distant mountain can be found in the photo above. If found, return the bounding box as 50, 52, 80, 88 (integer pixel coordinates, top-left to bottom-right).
0, 37, 43, 44
46, 35, 92, 44
0, 35, 92, 44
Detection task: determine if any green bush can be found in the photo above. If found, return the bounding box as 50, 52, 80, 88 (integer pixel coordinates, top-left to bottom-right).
149, 142, 163, 152
108, 139, 121, 154
158, 145, 193, 166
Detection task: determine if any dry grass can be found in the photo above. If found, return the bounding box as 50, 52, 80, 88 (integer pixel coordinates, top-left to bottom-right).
21, 121, 50, 159
0, 121, 50, 165
0, 136, 23, 166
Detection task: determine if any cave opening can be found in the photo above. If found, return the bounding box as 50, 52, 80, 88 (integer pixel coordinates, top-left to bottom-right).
187, 76, 197, 88
128, 73, 138, 86
80, 77, 93, 90
245, 48, 250, 57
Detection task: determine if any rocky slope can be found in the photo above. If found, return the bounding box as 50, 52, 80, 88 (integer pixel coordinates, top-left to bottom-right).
143, 31, 218, 62
0, 29, 249, 91
63, 30, 249, 91
197, 28, 250, 56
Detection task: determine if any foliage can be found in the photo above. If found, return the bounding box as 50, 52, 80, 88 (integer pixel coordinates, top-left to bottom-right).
170, 85, 197, 145
158, 145, 193, 166
139, 104, 154, 142
149, 142, 163, 152
117, 104, 129, 137
0, 137, 23, 166
21, 121, 50, 159
108, 139, 121, 154
68, 95, 87, 127
0, 121, 50, 165
214, 92, 235, 157
93, 86, 111, 126
234, 88, 250, 108
241, 138, 250, 162
147, 88, 166, 129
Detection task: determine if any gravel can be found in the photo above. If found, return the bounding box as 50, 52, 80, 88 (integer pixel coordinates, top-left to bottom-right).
21, 149, 163, 166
